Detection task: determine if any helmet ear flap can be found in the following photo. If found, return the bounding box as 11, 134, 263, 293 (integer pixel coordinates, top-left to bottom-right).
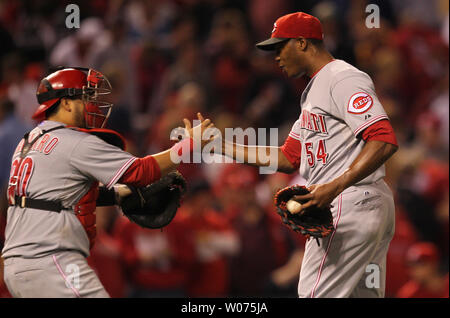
43, 98, 63, 119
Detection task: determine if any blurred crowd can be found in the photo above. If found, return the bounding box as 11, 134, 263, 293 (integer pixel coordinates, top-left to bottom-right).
0, 0, 448, 298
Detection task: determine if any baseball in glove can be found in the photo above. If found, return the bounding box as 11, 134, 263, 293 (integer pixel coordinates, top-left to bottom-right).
120, 171, 187, 229
274, 185, 334, 243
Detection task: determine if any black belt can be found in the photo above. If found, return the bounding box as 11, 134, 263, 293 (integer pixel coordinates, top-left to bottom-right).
12, 187, 115, 212
13, 196, 64, 213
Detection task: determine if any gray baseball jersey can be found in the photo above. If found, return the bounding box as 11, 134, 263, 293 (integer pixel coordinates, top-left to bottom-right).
288, 59, 388, 186
287, 60, 395, 298
2, 120, 137, 259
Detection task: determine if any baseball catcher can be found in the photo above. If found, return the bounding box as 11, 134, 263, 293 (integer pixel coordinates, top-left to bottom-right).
274, 185, 334, 244
2, 66, 214, 298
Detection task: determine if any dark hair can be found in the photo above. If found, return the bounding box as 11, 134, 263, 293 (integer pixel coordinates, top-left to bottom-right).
44, 99, 61, 118
44, 95, 83, 118
307, 38, 324, 47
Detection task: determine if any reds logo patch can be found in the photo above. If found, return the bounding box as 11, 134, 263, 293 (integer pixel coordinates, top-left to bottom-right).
347, 92, 373, 114
272, 22, 277, 34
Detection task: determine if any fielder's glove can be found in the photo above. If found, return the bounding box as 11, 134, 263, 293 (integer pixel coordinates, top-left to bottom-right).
120, 171, 187, 229
274, 185, 334, 242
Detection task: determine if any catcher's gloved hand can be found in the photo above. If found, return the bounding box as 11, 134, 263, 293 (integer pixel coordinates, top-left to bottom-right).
274, 185, 334, 241
120, 171, 187, 229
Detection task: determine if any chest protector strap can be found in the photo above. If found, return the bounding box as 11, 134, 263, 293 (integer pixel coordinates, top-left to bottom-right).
10, 126, 125, 249
9, 125, 66, 209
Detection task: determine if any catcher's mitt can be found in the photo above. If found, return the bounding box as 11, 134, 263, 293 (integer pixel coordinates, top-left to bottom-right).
274, 185, 334, 241
120, 171, 187, 229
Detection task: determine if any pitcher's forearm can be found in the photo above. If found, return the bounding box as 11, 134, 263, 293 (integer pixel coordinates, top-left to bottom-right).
332, 141, 398, 193
221, 140, 296, 173
222, 140, 268, 166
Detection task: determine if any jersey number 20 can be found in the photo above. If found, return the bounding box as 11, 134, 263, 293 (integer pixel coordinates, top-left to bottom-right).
7, 157, 34, 205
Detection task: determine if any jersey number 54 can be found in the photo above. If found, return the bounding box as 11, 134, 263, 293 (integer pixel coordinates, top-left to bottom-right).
304, 139, 328, 167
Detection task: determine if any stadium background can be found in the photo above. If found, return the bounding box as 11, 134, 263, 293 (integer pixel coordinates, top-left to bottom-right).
0, 0, 448, 298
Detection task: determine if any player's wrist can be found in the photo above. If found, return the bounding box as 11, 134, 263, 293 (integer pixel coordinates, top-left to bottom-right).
170, 137, 194, 163
113, 184, 133, 204
329, 177, 347, 196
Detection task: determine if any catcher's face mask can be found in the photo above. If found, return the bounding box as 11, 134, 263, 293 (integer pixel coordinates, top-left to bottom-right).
82, 69, 113, 129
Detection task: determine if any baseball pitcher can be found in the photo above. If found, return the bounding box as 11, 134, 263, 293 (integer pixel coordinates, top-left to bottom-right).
220, 12, 398, 297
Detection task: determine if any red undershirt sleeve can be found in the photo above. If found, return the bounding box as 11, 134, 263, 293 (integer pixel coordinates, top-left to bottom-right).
360, 119, 398, 146
118, 155, 162, 187
280, 135, 302, 170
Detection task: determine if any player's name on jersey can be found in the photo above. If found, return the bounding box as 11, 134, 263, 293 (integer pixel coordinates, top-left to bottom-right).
14, 132, 59, 156
299, 109, 328, 134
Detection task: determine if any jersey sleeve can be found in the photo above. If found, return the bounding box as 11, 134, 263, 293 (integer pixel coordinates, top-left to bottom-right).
330, 72, 389, 137
287, 118, 302, 141
70, 135, 137, 189
280, 119, 302, 169
118, 155, 162, 187
361, 119, 398, 146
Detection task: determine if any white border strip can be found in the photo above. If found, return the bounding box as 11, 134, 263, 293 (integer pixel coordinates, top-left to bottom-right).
106, 157, 137, 189
310, 194, 343, 298
353, 115, 388, 136
289, 132, 301, 141
53, 255, 81, 298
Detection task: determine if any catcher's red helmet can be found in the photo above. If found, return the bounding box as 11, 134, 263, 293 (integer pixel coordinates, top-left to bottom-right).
34, 67, 113, 128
